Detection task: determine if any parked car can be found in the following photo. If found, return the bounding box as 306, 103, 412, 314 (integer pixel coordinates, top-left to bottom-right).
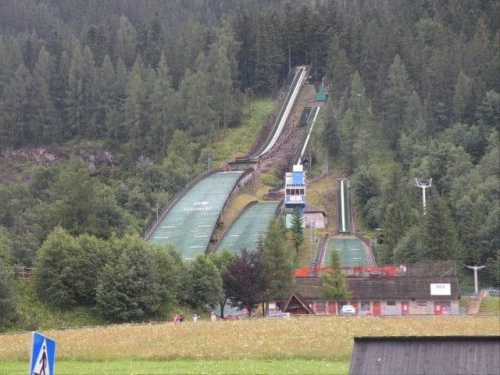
268, 311, 291, 318
340, 304, 356, 315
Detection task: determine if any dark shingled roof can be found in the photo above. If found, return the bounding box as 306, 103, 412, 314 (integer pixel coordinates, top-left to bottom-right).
349, 336, 500, 375
303, 203, 326, 215
295, 276, 461, 301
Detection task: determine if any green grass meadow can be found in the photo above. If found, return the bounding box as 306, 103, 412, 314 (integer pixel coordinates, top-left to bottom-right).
1, 358, 349, 375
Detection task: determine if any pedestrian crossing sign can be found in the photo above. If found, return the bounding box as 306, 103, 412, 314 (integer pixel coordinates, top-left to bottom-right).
29, 332, 56, 375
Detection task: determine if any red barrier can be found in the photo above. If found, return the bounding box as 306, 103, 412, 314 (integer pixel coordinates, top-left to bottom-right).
294, 265, 399, 278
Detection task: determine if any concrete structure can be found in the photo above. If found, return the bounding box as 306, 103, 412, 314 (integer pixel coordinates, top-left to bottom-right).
303, 204, 327, 229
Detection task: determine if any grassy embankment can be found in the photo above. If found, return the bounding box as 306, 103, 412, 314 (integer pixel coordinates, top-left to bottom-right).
1, 316, 498, 374
211, 97, 275, 167
480, 297, 500, 315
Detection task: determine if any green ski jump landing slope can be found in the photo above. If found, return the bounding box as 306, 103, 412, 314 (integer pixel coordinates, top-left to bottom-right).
216, 202, 279, 254
324, 237, 375, 267
149, 171, 242, 260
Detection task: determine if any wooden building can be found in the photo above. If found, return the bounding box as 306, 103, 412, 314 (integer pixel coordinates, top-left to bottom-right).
286, 274, 461, 316
349, 336, 500, 375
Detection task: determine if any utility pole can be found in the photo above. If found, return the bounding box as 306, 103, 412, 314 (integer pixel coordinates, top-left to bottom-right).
414, 178, 432, 215
467, 265, 485, 295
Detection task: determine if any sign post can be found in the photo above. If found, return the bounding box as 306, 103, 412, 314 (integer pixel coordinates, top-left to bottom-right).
29, 332, 56, 375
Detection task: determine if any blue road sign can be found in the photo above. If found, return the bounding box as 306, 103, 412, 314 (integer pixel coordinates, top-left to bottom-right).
29, 332, 56, 375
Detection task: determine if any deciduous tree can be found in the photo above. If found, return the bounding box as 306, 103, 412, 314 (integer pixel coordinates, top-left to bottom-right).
222, 248, 266, 317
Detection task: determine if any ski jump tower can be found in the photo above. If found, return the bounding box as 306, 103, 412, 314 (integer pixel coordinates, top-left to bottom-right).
285, 164, 306, 228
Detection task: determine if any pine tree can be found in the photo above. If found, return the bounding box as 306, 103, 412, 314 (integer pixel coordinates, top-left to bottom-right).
360, 19, 385, 108
33, 47, 56, 143
179, 57, 215, 136
379, 168, 416, 263
382, 55, 412, 149
148, 53, 177, 156
453, 71, 475, 124
3, 63, 36, 146
404, 90, 423, 130
320, 249, 350, 313
123, 61, 147, 156
115, 15, 137, 68
326, 36, 352, 102
96, 54, 116, 138
282, 2, 300, 68
66, 45, 96, 137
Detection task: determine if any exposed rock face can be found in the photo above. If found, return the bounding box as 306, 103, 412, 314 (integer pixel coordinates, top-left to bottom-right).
75, 148, 117, 169
4, 148, 64, 165
1, 147, 117, 183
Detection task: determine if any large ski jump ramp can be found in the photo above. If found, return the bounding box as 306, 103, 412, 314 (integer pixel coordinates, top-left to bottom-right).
215, 201, 279, 254
149, 171, 243, 260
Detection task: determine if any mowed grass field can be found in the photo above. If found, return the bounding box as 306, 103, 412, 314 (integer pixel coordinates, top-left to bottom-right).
1, 315, 499, 374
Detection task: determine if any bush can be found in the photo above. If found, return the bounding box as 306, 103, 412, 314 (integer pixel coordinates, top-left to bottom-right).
35, 228, 79, 308
96, 235, 163, 323
261, 173, 283, 188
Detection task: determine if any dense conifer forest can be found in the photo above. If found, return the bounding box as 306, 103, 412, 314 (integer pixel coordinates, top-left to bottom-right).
0, 0, 498, 329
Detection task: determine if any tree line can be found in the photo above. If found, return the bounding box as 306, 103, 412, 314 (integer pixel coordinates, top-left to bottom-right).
0, 218, 299, 328
315, 1, 499, 287
0, 0, 498, 327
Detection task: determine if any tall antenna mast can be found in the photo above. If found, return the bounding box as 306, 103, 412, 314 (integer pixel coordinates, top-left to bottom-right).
414, 178, 432, 215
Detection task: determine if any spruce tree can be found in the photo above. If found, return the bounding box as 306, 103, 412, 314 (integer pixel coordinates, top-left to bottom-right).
290, 208, 304, 258
320, 249, 350, 314
261, 219, 294, 308
417, 191, 465, 264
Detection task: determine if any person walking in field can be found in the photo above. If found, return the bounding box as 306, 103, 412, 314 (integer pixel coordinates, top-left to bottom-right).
211, 311, 217, 322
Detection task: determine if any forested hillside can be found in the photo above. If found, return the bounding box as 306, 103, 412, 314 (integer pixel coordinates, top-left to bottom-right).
0, 0, 498, 330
